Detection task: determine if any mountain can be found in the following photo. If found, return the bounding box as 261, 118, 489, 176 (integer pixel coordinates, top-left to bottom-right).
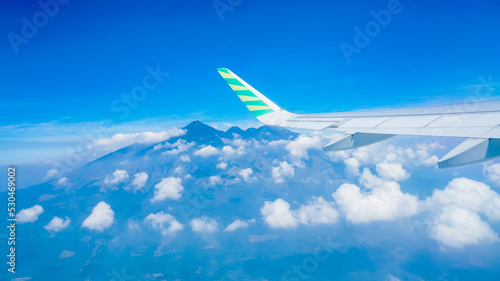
7, 121, 348, 280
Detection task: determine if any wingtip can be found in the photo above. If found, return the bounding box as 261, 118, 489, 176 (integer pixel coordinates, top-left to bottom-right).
217, 68, 230, 73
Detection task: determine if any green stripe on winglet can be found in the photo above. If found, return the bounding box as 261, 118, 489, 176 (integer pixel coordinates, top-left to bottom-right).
224, 78, 244, 87
251, 109, 274, 117
235, 90, 257, 97
217, 68, 230, 73
243, 100, 267, 106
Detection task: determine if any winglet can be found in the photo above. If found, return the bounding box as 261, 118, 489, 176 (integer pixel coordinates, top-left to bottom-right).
217, 68, 296, 125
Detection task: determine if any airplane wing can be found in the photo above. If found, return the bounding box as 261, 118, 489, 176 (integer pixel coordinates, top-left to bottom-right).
216, 68, 500, 168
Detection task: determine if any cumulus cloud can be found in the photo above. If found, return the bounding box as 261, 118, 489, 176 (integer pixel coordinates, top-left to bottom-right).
57, 177, 69, 186
209, 175, 223, 185
261, 199, 299, 229
358, 168, 390, 189
343, 143, 438, 168
145, 212, 184, 236
344, 158, 361, 178
151, 177, 184, 202
426, 177, 500, 221
429, 205, 499, 248
104, 169, 129, 185
217, 162, 228, 170
224, 219, 255, 232
285, 134, 323, 159
59, 250, 75, 259
161, 139, 195, 155
333, 181, 419, 224
296, 197, 339, 225
17, 205, 44, 223
180, 155, 191, 162
193, 145, 219, 157
239, 168, 255, 182
44, 216, 71, 232
220, 145, 245, 158
81, 201, 114, 231
130, 172, 148, 193
484, 163, 500, 186
271, 161, 295, 183
261, 197, 340, 229
89, 128, 186, 154
376, 161, 410, 181
45, 168, 58, 179
173, 166, 183, 174
190, 216, 218, 233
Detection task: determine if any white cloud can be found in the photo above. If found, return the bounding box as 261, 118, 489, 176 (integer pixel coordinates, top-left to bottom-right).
209, 175, 223, 185
104, 169, 129, 185
45, 168, 58, 179
216, 162, 228, 170
348, 143, 438, 168
89, 128, 186, 154
484, 163, 500, 186
344, 158, 360, 178
239, 168, 254, 182
267, 139, 290, 147
358, 168, 389, 189
328, 150, 351, 162
173, 166, 183, 174
271, 161, 295, 183
376, 161, 410, 181
190, 216, 218, 233
429, 205, 499, 248
220, 145, 245, 158
387, 275, 401, 281
161, 139, 195, 155
44, 216, 71, 232
285, 134, 323, 159
261, 199, 298, 229
296, 197, 339, 225
145, 212, 184, 236
57, 177, 69, 186
81, 201, 114, 231
224, 219, 255, 232
151, 177, 184, 202
17, 205, 44, 223
193, 145, 219, 157
333, 181, 419, 224
59, 250, 75, 259
180, 155, 191, 162
426, 177, 500, 221
130, 172, 148, 193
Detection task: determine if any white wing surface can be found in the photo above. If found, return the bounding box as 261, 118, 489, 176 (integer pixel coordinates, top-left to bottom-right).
217, 68, 500, 168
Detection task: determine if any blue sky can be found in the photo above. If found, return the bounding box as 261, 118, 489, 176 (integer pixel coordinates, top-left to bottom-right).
3, 2, 500, 279
1, 0, 500, 164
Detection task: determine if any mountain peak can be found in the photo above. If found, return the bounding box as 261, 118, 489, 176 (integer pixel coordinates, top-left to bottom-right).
183, 120, 221, 134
